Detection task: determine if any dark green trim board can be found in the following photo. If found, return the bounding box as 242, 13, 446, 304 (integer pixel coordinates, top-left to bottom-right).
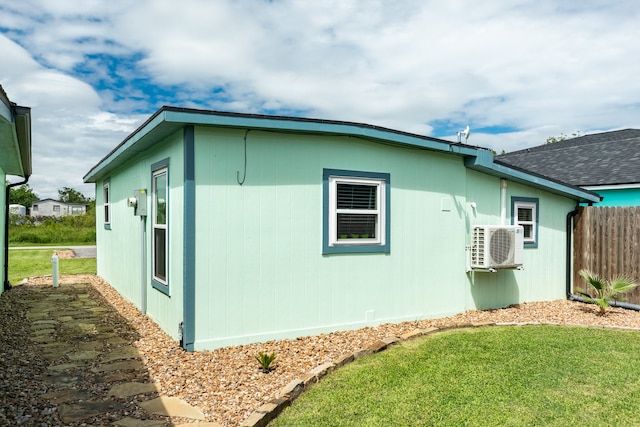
511, 196, 539, 248
151, 158, 170, 295
322, 168, 391, 254
182, 125, 196, 351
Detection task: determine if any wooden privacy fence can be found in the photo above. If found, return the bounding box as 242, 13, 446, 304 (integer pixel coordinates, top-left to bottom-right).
573, 206, 640, 305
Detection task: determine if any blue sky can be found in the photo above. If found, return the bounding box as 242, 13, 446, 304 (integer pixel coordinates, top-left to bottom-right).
1, 1, 640, 198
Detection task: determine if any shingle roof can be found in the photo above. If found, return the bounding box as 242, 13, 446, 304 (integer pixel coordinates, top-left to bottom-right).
496, 129, 640, 186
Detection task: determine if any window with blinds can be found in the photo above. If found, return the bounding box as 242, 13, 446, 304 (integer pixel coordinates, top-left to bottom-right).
324, 170, 388, 252
336, 183, 378, 239
512, 198, 538, 246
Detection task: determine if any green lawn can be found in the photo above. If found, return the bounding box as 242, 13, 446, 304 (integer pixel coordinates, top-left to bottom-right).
7, 249, 96, 284
272, 326, 640, 427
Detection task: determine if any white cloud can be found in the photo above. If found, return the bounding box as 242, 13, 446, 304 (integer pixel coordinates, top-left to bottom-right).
0, 34, 143, 198
2, 1, 640, 199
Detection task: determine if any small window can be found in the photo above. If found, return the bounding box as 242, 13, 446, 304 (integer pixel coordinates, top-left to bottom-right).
152, 159, 169, 293
33, 205, 38, 212
103, 180, 111, 228
512, 197, 539, 247
323, 169, 390, 254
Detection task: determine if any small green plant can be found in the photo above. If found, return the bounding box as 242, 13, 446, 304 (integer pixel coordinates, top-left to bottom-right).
255, 351, 277, 373
577, 269, 637, 315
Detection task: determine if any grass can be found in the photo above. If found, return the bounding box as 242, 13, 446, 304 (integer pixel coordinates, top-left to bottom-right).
7, 249, 96, 284
8, 214, 96, 245
9, 241, 94, 247
272, 326, 640, 427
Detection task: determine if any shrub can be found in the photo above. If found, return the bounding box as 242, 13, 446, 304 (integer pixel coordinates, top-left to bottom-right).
255, 351, 277, 373
577, 269, 637, 315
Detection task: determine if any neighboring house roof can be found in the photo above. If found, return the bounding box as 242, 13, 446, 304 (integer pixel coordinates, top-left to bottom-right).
0, 85, 32, 177
83, 106, 601, 204
496, 129, 640, 187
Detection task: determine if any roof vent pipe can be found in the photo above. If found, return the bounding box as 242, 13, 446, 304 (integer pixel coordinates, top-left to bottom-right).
500, 179, 507, 225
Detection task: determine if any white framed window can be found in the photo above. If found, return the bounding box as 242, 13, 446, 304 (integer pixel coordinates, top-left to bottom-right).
103, 180, 111, 228
512, 197, 538, 247
152, 165, 169, 289
323, 169, 390, 254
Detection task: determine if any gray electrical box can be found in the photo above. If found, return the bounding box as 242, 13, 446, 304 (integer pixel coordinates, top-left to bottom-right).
133, 189, 147, 216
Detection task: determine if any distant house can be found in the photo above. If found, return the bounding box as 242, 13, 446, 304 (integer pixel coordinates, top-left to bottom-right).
496, 129, 640, 206
84, 107, 600, 351
0, 85, 32, 293
9, 204, 26, 216
31, 199, 87, 217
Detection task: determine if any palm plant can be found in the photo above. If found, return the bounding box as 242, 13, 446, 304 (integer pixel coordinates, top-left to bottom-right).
255, 351, 277, 373
577, 269, 637, 315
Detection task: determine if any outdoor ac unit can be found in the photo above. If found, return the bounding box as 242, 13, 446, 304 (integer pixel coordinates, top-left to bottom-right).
471, 225, 524, 269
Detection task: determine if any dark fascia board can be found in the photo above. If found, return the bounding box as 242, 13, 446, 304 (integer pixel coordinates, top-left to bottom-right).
83, 106, 480, 182
467, 153, 602, 203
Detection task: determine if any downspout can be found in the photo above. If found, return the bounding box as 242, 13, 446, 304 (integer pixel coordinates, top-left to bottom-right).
565, 208, 578, 299
500, 179, 507, 225
566, 206, 640, 311
4, 176, 29, 291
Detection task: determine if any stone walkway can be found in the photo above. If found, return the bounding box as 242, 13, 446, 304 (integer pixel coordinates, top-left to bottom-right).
24, 282, 220, 426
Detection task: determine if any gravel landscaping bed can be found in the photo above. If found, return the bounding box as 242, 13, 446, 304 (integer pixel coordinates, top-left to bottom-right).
3, 274, 640, 426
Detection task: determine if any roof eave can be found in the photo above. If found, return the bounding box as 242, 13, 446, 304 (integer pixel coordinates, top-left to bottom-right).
0, 95, 31, 178
467, 152, 601, 203
84, 107, 479, 183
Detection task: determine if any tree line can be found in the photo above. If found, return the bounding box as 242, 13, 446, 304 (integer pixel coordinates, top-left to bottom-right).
8, 183, 92, 207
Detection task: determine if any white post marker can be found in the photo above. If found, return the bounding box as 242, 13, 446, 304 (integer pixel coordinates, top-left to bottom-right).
51, 253, 59, 288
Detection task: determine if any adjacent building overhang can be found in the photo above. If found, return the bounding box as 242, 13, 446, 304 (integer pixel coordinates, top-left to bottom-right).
0, 87, 32, 178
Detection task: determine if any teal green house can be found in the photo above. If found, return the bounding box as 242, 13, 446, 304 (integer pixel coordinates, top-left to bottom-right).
84, 107, 600, 351
1, 86, 32, 293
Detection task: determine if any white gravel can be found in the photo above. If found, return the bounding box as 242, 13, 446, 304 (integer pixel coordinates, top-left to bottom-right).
3, 274, 640, 426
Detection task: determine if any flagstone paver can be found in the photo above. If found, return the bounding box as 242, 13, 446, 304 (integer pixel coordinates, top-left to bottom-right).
41, 389, 93, 404
67, 349, 101, 360
140, 396, 206, 420
19, 283, 212, 426
59, 400, 126, 423
108, 382, 160, 398
114, 418, 169, 427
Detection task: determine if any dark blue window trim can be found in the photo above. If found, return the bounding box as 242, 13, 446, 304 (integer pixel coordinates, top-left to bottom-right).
323, 168, 391, 254
151, 157, 170, 295
511, 196, 539, 248
182, 125, 196, 351
103, 178, 111, 230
